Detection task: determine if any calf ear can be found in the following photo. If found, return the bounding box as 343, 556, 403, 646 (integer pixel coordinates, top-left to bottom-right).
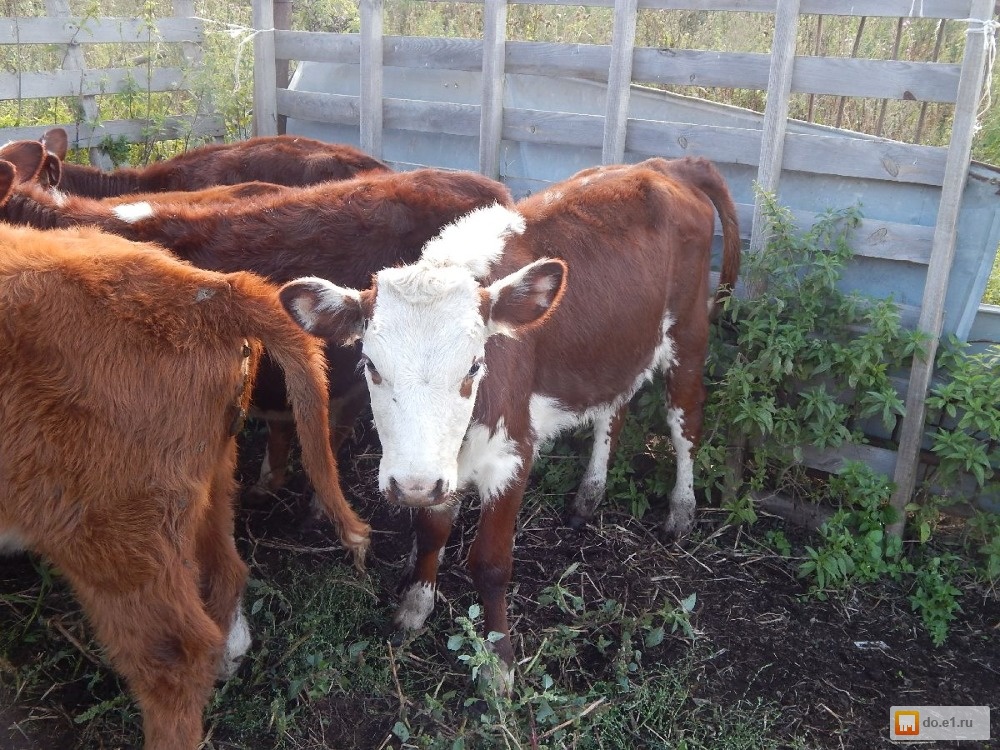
279, 277, 369, 345
0, 141, 46, 184
42, 153, 62, 188
486, 258, 567, 337
0, 161, 17, 204
40, 128, 69, 160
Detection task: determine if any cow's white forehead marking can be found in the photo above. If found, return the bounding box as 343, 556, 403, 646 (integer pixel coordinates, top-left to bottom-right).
112, 201, 154, 223
420, 203, 525, 279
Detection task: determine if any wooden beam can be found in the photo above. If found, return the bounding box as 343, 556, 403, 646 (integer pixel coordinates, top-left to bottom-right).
748, 0, 800, 260
359, 0, 384, 158
479, 0, 508, 177
888, 0, 997, 535
252, 0, 278, 136
602, 0, 638, 164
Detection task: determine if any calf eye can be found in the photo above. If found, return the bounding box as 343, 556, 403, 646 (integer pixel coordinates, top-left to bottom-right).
361, 355, 383, 385
460, 358, 485, 398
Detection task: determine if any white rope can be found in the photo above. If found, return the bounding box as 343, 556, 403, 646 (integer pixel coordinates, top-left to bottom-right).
962, 17, 999, 133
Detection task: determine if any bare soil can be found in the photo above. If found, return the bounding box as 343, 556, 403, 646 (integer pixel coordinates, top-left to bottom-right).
2, 425, 999, 749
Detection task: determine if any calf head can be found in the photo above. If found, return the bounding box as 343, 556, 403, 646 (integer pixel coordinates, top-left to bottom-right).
280, 204, 566, 509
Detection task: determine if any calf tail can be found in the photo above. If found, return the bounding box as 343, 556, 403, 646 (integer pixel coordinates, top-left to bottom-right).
224, 272, 371, 567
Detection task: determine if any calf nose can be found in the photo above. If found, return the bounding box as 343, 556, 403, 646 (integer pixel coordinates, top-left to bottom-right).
387, 477, 447, 508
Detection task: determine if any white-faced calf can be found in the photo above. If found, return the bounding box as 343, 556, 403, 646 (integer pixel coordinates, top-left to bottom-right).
279, 157, 741, 678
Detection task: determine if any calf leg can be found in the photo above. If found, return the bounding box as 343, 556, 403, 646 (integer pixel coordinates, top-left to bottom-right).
393, 504, 459, 632
68, 561, 222, 750
197, 445, 251, 680
257, 417, 295, 491
568, 404, 628, 529
662, 361, 706, 539
467, 473, 529, 690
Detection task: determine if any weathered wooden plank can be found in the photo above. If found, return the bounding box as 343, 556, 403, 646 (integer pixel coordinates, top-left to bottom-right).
749, 0, 799, 259
603, 0, 639, 164
252, 0, 279, 136
0, 116, 225, 149
890, 1, 996, 532
0, 16, 204, 45
278, 34, 963, 104
410, 0, 972, 17
626, 119, 948, 186
0, 68, 187, 100
385, 98, 482, 136
359, 0, 384, 158
276, 88, 361, 124
793, 57, 960, 102
479, 0, 507, 177
274, 30, 360, 63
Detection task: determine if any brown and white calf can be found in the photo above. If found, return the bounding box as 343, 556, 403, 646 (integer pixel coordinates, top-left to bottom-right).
0, 163, 368, 748
0, 139, 513, 493
39, 126, 390, 197
279, 157, 741, 677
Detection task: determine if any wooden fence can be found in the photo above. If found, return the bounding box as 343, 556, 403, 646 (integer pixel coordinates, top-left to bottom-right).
0, 1, 223, 165
252, 0, 1000, 522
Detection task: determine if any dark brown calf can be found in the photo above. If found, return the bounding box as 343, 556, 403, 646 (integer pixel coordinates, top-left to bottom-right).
40, 127, 390, 197
0, 159, 368, 749
280, 158, 741, 682
0, 139, 514, 494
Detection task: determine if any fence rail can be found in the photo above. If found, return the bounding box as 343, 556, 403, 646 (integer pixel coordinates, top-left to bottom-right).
0, 2, 223, 160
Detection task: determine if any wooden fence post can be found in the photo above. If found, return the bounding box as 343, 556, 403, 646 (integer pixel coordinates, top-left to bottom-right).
888, 0, 997, 536
602, 0, 638, 165
479, 0, 508, 178
252, 0, 278, 137
360, 0, 384, 159
749, 0, 800, 261
274, 0, 293, 135
45, 0, 112, 168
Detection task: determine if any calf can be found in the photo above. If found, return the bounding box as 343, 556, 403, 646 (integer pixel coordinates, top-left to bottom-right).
0, 161, 369, 750
40, 126, 390, 197
279, 158, 741, 678
0, 139, 513, 494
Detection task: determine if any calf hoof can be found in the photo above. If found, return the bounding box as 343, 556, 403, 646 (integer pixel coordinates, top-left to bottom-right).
661, 512, 695, 541
566, 512, 590, 531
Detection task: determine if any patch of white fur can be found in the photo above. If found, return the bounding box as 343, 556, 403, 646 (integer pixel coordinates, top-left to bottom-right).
421, 204, 525, 279
0, 528, 27, 555
542, 190, 563, 204
111, 201, 154, 223
394, 582, 437, 631
218, 606, 252, 680
458, 420, 523, 503
577, 408, 615, 502
529, 395, 580, 446
48, 188, 68, 206
665, 406, 696, 532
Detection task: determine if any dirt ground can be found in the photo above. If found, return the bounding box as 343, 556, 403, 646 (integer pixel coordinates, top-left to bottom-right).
2, 426, 999, 749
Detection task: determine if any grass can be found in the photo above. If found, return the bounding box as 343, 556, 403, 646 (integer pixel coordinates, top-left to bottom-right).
0, 484, 803, 749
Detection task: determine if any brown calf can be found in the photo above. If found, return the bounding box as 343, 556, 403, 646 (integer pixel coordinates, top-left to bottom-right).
0, 161, 368, 749
280, 157, 741, 680
40, 126, 390, 197
0, 139, 514, 493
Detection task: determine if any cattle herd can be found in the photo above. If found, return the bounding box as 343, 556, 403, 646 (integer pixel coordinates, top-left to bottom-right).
0, 128, 740, 749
